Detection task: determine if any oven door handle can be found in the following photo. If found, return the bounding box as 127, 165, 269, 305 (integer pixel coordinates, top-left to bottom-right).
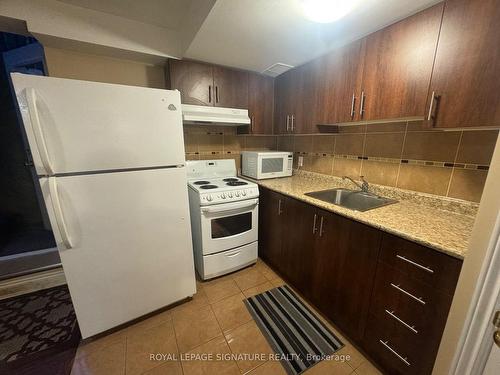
201, 199, 258, 214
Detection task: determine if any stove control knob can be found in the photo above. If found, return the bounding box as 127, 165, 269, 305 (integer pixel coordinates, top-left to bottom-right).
221, 193, 226, 199
235, 191, 240, 197
242, 190, 247, 196
228, 192, 233, 198
206, 195, 212, 202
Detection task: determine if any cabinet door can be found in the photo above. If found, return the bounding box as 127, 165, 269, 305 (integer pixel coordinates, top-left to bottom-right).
360, 4, 443, 121
426, 0, 500, 128
291, 63, 315, 134
280, 198, 318, 299
258, 188, 284, 272
213, 66, 248, 108
169, 60, 213, 106
313, 211, 382, 342
274, 70, 293, 134
317, 40, 364, 124
248, 73, 274, 134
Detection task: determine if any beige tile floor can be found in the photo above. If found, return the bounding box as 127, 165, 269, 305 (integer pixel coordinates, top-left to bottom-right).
71, 259, 382, 375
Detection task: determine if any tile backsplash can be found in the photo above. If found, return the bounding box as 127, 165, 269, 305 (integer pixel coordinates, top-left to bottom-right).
184, 122, 498, 203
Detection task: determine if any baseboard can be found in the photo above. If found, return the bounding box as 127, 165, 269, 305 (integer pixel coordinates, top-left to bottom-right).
0, 267, 67, 300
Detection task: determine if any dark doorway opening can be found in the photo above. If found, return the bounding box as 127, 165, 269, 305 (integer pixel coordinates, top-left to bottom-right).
0, 32, 59, 279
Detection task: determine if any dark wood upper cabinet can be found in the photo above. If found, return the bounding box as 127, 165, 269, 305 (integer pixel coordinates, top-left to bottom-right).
247, 73, 274, 134
316, 40, 365, 124
168, 60, 249, 109
426, 0, 500, 128
213, 66, 248, 108
168, 60, 213, 106
360, 3, 443, 121
274, 65, 313, 134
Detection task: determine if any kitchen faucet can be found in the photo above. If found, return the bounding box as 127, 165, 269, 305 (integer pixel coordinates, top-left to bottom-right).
343, 175, 370, 193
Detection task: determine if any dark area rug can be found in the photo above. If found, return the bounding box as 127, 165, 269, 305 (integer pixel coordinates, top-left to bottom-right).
245, 285, 344, 375
0, 285, 81, 375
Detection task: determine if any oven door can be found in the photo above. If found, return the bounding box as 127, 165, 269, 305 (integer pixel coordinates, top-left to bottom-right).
200, 198, 258, 255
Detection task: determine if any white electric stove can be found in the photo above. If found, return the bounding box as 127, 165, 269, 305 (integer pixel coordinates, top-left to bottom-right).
186, 159, 259, 280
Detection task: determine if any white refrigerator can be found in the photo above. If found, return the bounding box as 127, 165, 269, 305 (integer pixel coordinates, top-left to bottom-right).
11, 73, 196, 339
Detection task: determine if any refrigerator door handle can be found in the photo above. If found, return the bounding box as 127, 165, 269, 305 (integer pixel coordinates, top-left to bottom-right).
49, 177, 73, 249
26, 88, 54, 175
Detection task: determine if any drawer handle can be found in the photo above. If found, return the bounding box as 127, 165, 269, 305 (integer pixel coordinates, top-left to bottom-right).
226, 251, 241, 258
396, 254, 434, 274
385, 309, 418, 334
379, 340, 411, 366
390, 283, 426, 305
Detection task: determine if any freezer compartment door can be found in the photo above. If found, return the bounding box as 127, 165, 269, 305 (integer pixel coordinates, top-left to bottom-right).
40, 167, 196, 338
11, 73, 185, 175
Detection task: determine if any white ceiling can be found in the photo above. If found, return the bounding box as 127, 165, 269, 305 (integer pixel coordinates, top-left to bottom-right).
57, 0, 195, 30
184, 0, 442, 73
53, 0, 442, 73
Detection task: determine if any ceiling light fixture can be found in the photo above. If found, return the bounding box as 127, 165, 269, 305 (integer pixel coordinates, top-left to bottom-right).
301, 0, 360, 23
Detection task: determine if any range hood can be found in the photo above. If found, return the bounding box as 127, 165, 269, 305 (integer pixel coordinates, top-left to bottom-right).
182, 104, 251, 126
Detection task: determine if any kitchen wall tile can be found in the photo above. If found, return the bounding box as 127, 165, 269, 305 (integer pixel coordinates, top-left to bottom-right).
244, 136, 277, 151
293, 135, 313, 153
183, 133, 198, 153
277, 135, 294, 151
448, 168, 488, 202
308, 155, 334, 175
337, 124, 367, 134
312, 135, 335, 153
332, 158, 362, 178
402, 131, 461, 162
198, 134, 223, 153
456, 130, 499, 165
365, 121, 406, 133
223, 135, 244, 152
360, 160, 399, 187
406, 120, 427, 131
363, 133, 405, 159
334, 133, 365, 156
397, 164, 452, 196
185, 153, 199, 161
199, 152, 224, 160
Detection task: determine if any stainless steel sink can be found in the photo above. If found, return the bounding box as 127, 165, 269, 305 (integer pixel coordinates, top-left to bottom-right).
305, 188, 397, 212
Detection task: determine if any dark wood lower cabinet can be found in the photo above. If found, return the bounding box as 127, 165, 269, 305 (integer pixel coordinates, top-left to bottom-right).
258, 187, 462, 375
312, 211, 382, 342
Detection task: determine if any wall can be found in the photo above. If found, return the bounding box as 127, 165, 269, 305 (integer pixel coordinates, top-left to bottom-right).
44, 47, 166, 88
188, 120, 498, 203
432, 130, 500, 374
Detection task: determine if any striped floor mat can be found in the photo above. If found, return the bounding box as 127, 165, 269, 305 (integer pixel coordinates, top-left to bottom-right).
244, 285, 344, 375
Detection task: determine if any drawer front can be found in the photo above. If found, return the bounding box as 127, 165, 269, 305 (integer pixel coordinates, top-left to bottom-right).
379, 234, 462, 294
370, 262, 454, 333
364, 314, 435, 375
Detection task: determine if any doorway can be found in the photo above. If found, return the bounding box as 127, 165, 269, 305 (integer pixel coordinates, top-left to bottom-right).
0, 32, 60, 279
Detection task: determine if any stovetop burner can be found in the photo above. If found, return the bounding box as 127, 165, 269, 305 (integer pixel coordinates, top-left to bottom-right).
223, 178, 239, 182
193, 180, 211, 185
226, 181, 248, 186
200, 184, 218, 190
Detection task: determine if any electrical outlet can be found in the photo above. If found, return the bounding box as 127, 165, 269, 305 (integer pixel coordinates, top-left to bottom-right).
298, 156, 304, 167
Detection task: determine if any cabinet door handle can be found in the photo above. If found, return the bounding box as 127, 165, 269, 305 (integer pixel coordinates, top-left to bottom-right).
390, 283, 426, 305
385, 309, 418, 334
319, 216, 324, 237
427, 91, 439, 124
278, 199, 283, 215
250, 116, 254, 133
215, 86, 219, 103
396, 254, 434, 273
291, 115, 295, 132
359, 91, 365, 117
208, 85, 212, 103
350, 92, 356, 118
379, 340, 411, 366
312, 214, 318, 234
286, 115, 290, 132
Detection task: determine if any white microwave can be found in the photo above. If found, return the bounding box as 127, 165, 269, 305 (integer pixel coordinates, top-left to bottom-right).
241, 151, 293, 180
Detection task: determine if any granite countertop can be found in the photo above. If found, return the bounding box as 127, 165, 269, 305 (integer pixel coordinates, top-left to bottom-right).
249, 171, 478, 260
